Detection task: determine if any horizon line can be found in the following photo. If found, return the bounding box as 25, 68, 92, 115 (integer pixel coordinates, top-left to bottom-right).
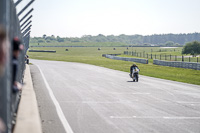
30, 32, 200, 38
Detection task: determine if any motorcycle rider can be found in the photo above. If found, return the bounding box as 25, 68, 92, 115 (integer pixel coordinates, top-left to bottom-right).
130, 64, 140, 78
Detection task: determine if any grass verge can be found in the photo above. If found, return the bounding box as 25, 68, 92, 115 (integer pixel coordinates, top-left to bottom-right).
28, 47, 200, 85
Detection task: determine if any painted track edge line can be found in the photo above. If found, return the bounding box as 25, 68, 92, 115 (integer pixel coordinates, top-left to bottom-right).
36, 65, 74, 133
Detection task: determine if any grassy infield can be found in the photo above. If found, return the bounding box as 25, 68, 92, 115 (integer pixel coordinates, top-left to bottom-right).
28, 46, 200, 85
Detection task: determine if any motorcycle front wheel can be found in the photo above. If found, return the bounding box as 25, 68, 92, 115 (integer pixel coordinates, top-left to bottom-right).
135, 74, 138, 82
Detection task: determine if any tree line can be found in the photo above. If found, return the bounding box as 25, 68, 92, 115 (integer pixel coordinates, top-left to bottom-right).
30, 33, 200, 46
182, 41, 200, 57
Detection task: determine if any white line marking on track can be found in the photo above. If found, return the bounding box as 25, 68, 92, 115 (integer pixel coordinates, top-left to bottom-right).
176, 101, 200, 104
110, 116, 200, 120
163, 116, 200, 120
132, 93, 150, 95
37, 65, 74, 133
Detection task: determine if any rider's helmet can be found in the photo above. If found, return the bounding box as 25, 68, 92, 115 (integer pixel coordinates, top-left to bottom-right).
132, 64, 137, 67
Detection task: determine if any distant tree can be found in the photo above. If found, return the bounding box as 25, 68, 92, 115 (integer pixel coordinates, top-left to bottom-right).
165, 41, 174, 46
50, 35, 56, 41
45, 36, 51, 42
43, 34, 46, 39
56, 36, 64, 42
46, 40, 51, 43
29, 33, 200, 46
182, 41, 200, 57
45, 36, 56, 41
175, 43, 180, 46
51, 35, 55, 39
37, 39, 45, 43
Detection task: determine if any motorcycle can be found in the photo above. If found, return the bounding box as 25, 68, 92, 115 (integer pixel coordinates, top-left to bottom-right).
130, 68, 139, 82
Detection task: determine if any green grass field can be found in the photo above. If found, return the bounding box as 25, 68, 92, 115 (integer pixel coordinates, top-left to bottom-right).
28, 46, 200, 85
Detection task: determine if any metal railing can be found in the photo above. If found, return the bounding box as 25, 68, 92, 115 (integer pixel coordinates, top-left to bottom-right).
0, 0, 34, 133
124, 51, 199, 63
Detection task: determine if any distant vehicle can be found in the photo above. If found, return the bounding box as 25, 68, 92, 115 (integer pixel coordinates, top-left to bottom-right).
130, 67, 139, 82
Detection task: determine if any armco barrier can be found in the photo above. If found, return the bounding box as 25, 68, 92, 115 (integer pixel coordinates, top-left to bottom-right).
153, 59, 200, 70
103, 54, 148, 64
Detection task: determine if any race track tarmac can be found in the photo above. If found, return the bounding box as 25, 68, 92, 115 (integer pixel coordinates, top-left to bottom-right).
30, 59, 200, 133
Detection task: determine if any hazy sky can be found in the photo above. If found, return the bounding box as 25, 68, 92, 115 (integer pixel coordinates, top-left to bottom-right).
17, 0, 200, 37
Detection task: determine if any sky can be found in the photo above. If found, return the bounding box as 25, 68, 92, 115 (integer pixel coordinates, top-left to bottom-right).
16, 0, 200, 37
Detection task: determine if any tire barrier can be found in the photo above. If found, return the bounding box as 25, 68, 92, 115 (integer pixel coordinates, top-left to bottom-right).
153, 59, 200, 70
29, 50, 56, 53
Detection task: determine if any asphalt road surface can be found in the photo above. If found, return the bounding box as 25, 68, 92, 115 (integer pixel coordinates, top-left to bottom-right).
30, 59, 200, 133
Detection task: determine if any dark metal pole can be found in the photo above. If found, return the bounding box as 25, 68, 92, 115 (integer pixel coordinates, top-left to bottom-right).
21, 22, 32, 31
19, 8, 33, 23
20, 15, 32, 28
17, 0, 35, 16
23, 32, 30, 51
23, 31, 30, 38
22, 26, 31, 36
15, 0, 23, 6
22, 29, 31, 37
